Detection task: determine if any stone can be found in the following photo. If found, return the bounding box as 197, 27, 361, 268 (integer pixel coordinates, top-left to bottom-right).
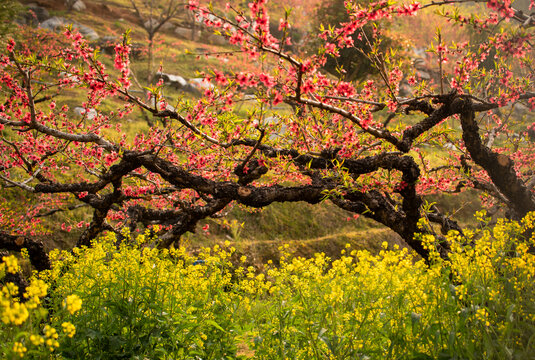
155, 72, 200, 96
40, 17, 99, 40
443, 142, 458, 151
143, 18, 158, 32
203, 33, 227, 46
72, 0, 86, 12
189, 78, 215, 92
143, 18, 175, 32
262, 116, 287, 141
39, 17, 65, 31
181, 84, 201, 96
77, 24, 99, 40
22, 4, 50, 25
160, 21, 176, 32
156, 72, 188, 88
415, 69, 431, 80
174, 26, 200, 40
148, 96, 176, 112
93, 36, 119, 55
74, 107, 97, 120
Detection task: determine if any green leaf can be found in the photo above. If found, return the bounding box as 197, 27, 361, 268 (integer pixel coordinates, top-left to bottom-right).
206, 319, 226, 333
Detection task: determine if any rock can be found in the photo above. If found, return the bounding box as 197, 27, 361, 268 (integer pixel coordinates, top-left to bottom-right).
58, 72, 80, 84
74, 107, 97, 120
398, 82, 413, 98
72, 23, 99, 41
204, 33, 227, 46
174, 26, 200, 40
513, 103, 529, 117
100, 35, 119, 44
94, 37, 143, 58
415, 69, 431, 80
144, 18, 176, 32
181, 83, 201, 96
143, 18, 157, 32
78, 25, 99, 40
443, 142, 458, 151
156, 72, 188, 88
129, 43, 145, 59
160, 21, 176, 32
527, 125, 535, 142
189, 78, 215, 92
262, 116, 287, 141
72, 0, 86, 11
21, 4, 50, 25
40, 17, 99, 40
195, 13, 218, 25
148, 96, 176, 112
93, 36, 119, 55
155, 72, 200, 96
39, 17, 65, 31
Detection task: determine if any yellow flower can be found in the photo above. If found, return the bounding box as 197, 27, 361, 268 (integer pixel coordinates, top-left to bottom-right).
45, 338, 60, 352
13, 342, 27, 357
44, 325, 59, 339
30, 334, 44, 346
2, 282, 19, 297
476, 308, 491, 327
64, 294, 82, 314
2, 255, 20, 274
62, 321, 76, 338
24, 279, 48, 300
1, 302, 29, 325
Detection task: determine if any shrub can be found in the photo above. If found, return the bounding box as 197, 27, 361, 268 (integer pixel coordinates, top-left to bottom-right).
0, 254, 80, 359
3, 213, 534, 359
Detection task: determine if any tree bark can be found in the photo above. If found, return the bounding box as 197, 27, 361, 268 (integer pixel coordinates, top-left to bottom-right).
0, 232, 50, 271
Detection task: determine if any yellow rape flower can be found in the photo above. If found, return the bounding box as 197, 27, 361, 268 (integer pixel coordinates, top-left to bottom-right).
24, 279, 48, 299
2, 255, 20, 274
29, 334, 44, 346
476, 308, 491, 327
44, 325, 59, 339
2, 282, 19, 297
63, 294, 82, 314
62, 321, 76, 338
2, 301, 29, 325
12, 341, 27, 357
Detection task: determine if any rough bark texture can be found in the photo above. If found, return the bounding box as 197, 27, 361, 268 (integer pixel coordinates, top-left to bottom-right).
457, 98, 535, 218
25, 145, 461, 260
0, 232, 51, 271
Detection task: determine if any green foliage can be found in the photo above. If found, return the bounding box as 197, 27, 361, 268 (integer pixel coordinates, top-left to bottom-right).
309, 0, 399, 82
0, 254, 80, 359
41, 230, 243, 359
0, 0, 20, 38
2, 214, 535, 359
